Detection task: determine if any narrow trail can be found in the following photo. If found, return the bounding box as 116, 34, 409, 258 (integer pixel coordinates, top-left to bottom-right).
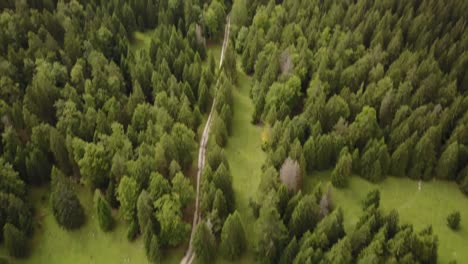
180, 15, 231, 264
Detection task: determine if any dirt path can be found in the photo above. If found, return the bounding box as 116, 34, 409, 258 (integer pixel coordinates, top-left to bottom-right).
180, 15, 231, 264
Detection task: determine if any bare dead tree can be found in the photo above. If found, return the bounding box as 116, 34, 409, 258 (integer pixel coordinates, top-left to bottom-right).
333, 117, 349, 136
1, 114, 11, 127
319, 185, 333, 218
195, 24, 206, 47
280, 158, 302, 192
280, 49, 293, 76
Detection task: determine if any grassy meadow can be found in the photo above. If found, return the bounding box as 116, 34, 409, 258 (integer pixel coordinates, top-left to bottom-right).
217, 66, 265, 264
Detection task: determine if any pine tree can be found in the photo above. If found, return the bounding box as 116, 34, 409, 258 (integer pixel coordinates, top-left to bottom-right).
193, 221, 216, 263
289, 194, 320, 238
148, 234, 162, 263
50, 167, 85, 230
220, 211, 246, 260
95, 190, 113, 232
331, 147, 352, 188
435, 141, 459, 180
3, 223, 28, 258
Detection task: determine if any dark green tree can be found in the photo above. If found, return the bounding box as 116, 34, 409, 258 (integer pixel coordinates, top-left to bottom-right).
3, 223, 28, 258
117, 176, 139, 222
213, 189, 228, 220
148, 233, 162, 263
220, 211, 246, 260
50, 167, 85, 230
254, 198, 288, 263
94, 190, 113, 232
172, 172, 195, 209
154, 194, 190, 246
436, 142, 459, 180
447, 211, 461, 230
137, 190, 153, 233
331, 147, 352, 188
289, 194, 321, 238
223, 44, 238, 83
362, 189, 380, 210
203, 0, 226, 38
279, 237, 299, 264
193, 221, 217, 263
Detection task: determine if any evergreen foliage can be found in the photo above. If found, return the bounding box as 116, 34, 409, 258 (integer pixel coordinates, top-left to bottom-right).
447, 211, 461, 230
94, 190, 113, 232
3, 223, 28, 258
193, 221, 216, 263
50, 167, 85, 230
220, 211, 246, 260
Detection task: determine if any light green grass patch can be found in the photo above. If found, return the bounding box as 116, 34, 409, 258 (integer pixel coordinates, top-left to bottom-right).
217, 65, 264, 263
304, 173, 468, 263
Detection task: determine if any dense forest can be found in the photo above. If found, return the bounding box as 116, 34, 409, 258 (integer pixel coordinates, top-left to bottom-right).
0, 0, 467, 263
241, 0, 468, 186
239, 0, 468, 263
0, 0, 237, 262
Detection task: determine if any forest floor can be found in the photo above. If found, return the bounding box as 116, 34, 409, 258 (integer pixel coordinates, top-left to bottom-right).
303, 172, 468, 263
0, 184, 185, 264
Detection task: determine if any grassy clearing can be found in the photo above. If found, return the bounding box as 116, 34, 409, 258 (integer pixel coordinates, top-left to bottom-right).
0, 185, 159, 264
304, 172, 468, 263
217, 65, 265, 264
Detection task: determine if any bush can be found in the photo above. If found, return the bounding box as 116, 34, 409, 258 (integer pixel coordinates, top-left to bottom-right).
3, 223, 28, 258
447, 211, 461, 230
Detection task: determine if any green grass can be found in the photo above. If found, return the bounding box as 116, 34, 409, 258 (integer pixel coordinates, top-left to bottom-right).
218, 64, 265, 264
304, 172, 468, 263
0, 185, 185, 264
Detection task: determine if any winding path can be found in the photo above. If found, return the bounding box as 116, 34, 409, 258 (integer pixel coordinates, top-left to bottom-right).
180, 15, 231, 264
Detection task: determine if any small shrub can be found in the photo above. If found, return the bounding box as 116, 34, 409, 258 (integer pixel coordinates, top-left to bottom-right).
447, 211, 461, 230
